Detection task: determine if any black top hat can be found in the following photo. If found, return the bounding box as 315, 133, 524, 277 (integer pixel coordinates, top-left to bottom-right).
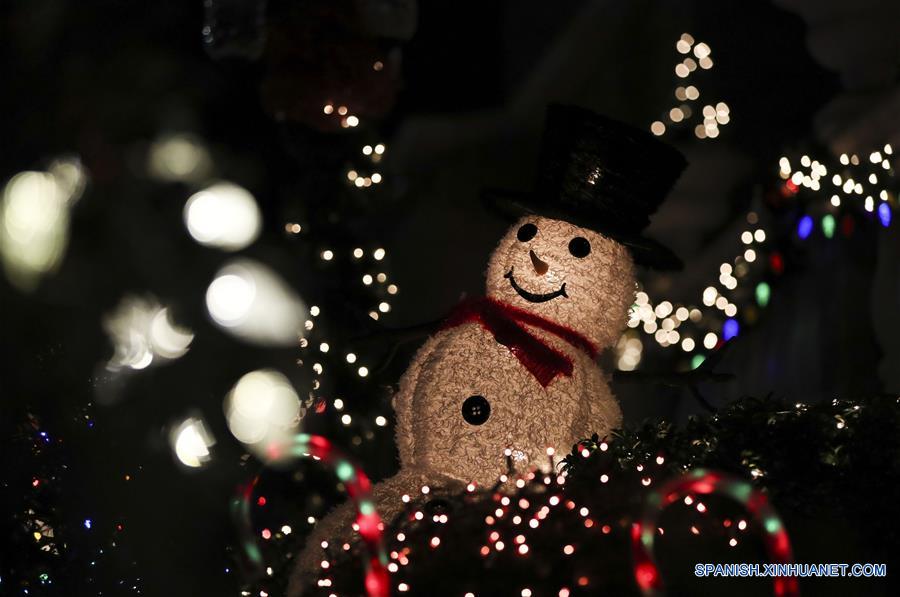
486, 104, 687, 269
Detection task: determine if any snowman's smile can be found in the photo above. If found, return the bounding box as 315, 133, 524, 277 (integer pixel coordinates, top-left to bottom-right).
504, 269, 568, 303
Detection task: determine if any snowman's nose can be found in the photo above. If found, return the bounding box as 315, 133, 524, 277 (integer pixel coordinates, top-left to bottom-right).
529, 250, 549, 275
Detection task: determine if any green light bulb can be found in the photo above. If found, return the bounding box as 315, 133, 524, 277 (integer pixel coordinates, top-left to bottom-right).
822, 214, 836, 239
336, 461, 355, 482
755, 282, 771, 307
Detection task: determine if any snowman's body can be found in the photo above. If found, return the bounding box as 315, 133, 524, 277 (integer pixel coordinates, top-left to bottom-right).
395, 316, 621, 486
393, 215, 635, 485
290, 216, 636, 589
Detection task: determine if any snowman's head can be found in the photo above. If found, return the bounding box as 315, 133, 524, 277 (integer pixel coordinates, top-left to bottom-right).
485, 216, 636, 350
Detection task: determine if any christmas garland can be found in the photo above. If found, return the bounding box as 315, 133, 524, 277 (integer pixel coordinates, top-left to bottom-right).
281, 395, 900, 596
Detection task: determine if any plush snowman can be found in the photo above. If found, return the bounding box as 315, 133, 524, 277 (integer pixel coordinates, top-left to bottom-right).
289, 105, 685, 590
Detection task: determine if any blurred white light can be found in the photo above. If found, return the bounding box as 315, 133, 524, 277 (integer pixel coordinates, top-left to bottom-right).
48, 158, 87, 203
205, 259, 307, 346
1, 161, 86, 291
148, 133, 212, 183
104, 296, 194, 371
206, 273, 256, 324
184, 182, 260, 251
225, 369, 301, 461
150, 308, 194, 359
172, 417, 215, 468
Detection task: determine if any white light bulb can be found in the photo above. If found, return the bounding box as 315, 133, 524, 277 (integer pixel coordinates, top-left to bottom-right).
184, 182, 260, 251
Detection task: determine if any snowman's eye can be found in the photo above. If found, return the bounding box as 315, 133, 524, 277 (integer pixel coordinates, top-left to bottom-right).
517, 223, 538, 242
568, 237, 591, 258
461, 395, 490, 425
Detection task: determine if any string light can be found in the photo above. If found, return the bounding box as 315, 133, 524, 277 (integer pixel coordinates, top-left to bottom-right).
652, 34, 729, 139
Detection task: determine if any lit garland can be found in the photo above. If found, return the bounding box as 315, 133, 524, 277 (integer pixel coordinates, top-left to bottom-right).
234, 434, 390, 597
3, 407, 143, 594
323, 103, 362, 129
632, 469, 798, 597
284, 140, 400, 435
287, 241, 398, 434
617, 33, 898, 372
619, 207, 765, 371
285, 394, 899, 596
650, 33, 730, 141
622, 144, 897, 372
346, 142, 387, 189
778, 145, 895, 228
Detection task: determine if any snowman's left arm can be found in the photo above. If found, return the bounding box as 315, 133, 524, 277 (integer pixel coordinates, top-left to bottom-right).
576, 368, 623, 440
391, 332, 443, 467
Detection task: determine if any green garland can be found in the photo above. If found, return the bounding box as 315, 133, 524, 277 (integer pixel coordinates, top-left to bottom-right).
286, 395, 900, 596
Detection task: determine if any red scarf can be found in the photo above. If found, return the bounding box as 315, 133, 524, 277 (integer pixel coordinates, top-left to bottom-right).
441, 297, 598, 388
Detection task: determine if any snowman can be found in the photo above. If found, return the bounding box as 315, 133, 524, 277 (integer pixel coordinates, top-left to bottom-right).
289, 104, 685, 590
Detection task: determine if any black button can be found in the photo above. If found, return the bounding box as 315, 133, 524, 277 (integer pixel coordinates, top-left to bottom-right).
461, 395, 491, 425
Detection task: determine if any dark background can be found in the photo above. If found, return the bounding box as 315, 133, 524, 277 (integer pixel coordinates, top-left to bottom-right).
2, 1, 898, 595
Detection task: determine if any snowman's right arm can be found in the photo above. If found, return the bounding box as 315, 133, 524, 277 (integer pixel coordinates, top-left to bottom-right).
392, 332, 444, 468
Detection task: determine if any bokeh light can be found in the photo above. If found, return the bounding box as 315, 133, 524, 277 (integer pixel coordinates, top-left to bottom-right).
0, 159, 86, 291
796, 215, 813, 240
205, 259, 307, 346
147, 133, 212, 183
171, 417, 215, 468
224, 369, 302, 461
184, 182, 261, 251
103, 296, 194, 371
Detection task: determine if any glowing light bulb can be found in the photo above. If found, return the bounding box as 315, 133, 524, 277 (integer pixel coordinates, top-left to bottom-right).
206, 259, 307, 346
877, 203, 892, 227
722, 318, 739, 341
148, 133, 212, 183
224, 369, 301, 459
796, 215, 814, 240
184, 182, 260, 250
821, 214, 836, 239
171, 417, 215, 468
